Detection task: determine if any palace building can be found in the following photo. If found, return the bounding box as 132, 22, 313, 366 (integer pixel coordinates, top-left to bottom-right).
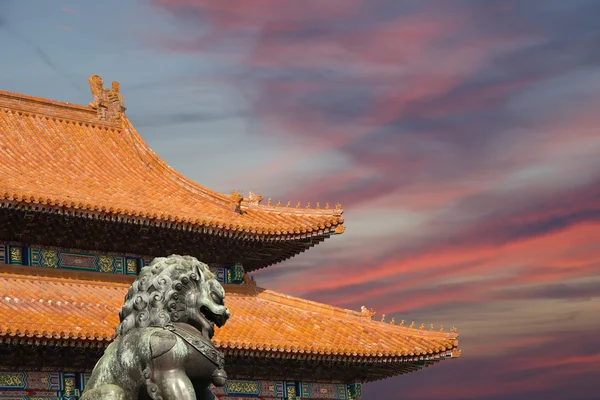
0, 76, 460, 400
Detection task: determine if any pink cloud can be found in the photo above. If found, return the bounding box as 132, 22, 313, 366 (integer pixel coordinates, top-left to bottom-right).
144, 2, 600, 399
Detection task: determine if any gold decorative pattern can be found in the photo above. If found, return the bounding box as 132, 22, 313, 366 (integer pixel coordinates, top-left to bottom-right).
287, 385, 297, 399
63, 377, 76, 396
98, 256, 113, 273
0, 373, 24, 387
9, 247, 22, 263
226, 380, 259, 394
126, 259, 138, 274
40, 250, 59, 268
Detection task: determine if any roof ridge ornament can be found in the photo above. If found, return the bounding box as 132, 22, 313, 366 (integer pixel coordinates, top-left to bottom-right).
360, 305, 376, 320
230, 190, 244, 213
247, 192, 263, 206
88, 74, 126, 122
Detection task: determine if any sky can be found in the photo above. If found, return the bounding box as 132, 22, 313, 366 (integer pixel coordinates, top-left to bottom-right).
1, 1, 600, 399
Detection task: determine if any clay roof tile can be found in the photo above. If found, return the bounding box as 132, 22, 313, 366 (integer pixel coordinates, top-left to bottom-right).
0, 269, 459, 362
0, 88, 345, 242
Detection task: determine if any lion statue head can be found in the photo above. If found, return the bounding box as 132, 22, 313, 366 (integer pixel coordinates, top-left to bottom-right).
116, 255, 230, 339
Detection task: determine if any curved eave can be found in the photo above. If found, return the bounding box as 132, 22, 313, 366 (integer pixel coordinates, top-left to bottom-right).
0, 199, 343, 243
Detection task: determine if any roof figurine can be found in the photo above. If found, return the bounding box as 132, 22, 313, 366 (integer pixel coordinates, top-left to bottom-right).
247, 191, 263, 206
360, 306, 376, 320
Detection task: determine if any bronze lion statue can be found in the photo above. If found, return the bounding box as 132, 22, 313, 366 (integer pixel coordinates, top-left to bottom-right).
81, 255, 230, 400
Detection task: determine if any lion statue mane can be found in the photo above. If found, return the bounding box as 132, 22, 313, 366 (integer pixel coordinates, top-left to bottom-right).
81, 255, 231, 400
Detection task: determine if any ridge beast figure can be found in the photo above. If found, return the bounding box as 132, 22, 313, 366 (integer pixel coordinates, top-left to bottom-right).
81, 255, 230, 400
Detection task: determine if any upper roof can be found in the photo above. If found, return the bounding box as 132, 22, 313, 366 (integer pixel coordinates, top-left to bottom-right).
0, 266, 459, 382
0, 80, 344, 242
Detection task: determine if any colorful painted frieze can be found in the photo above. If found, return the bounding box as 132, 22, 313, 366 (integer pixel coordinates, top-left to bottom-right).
211, 379, 360, 399
2, 242, 248, 284
0, 371, 361, 400
0, 371, 78, 400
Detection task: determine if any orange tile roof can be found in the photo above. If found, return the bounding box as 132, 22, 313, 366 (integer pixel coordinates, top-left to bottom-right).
0, 87, 344, 241
0, 267, 459, 362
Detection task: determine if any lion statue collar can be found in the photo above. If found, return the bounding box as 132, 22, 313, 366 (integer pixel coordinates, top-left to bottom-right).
81, 255, 231, 400
162, 323, 225, 369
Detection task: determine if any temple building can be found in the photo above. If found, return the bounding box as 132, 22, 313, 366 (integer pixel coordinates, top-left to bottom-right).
0, 76, 460, 400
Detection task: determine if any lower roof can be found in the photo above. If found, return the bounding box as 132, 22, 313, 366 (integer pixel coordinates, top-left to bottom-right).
0, 266, 459, 380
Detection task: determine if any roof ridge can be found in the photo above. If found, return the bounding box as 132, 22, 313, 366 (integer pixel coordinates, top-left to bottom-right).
0, 89, 120, 127
251, 287, 459, 339
248, 203, 344, 216
241, 194, 344, 216
254, 287, 370, 318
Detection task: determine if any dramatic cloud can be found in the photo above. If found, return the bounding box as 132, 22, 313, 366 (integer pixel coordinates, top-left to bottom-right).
148, 1, 600, 398
3, 0, 599, 398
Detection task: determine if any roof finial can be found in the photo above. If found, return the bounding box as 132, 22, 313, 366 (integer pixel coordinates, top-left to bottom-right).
306, 202, 311, 209
286, 201, 291, 208
380, 314, 386, 323
88, 75, 126, 122
316, 202, 321, 209
419, 323, 425, 330
267, 198, 272, 206
430, 324, 434, 331
440, 325, 444, 332
325, 203, 330, 210
451, 326, 458, 333
276, 200, 281, 207
336, 203, 343, 210
409, 321, 415, 328
400, 320, 405, 326
390, 318, 395, 325
109, 80, 126, 120
296, 202, 301, 208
